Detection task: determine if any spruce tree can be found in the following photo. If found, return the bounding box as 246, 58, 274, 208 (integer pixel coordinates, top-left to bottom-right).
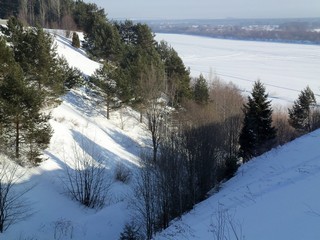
72, 32, 80, 48
193, 74, 209, 104
239, 80, 276, 161
288, 86, 316, 133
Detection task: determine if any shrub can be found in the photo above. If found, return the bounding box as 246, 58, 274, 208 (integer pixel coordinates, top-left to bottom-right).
119, 222, 143, 240
71, 32, 80, 48
114, 163, 132, 184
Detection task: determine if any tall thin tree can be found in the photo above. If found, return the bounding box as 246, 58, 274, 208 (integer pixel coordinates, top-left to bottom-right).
239, 80, 276, 161
288, 86, 317, 133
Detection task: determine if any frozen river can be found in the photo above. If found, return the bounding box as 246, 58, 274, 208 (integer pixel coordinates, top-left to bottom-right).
155, 33, 320, 106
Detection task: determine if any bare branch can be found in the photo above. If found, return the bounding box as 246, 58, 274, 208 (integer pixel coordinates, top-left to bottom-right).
0, 154, 34, 232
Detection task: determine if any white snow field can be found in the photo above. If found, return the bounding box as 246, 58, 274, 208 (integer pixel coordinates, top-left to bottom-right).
155, 33, 320, 106
4, 32, 320, 239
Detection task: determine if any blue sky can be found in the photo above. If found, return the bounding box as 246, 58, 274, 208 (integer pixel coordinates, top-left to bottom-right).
85, 0, 320, 20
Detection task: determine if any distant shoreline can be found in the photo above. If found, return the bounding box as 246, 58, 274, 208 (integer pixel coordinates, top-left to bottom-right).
146, 18, 320, 46
155, 32, 320, 46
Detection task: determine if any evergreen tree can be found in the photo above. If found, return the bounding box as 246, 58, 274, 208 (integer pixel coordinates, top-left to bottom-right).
3, 18, 68, 101
1, 17, 24, 47
288, 86, 316, 133
0, 16, 79, 165
91, 64, 117, 119
156, 40, 191, 105
74, 2, 122, 61
72, 1, 106, 33
58, 57, 83, 89
0, 37, 15, 76
0, 49, 51, 163
71, 31, 80, 48
113, 22, 164, 105
239, 80, 276, 161
115, 20, 138, 46
84, 19, 122, 61
193, 74, 209, 104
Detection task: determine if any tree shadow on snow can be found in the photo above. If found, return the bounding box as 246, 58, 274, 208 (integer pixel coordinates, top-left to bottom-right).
71, 129, 139, 170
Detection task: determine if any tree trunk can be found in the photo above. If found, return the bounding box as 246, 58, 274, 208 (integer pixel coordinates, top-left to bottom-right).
106, 99, 110, 120
15, 118, 20, 159
140, 111, 143, 123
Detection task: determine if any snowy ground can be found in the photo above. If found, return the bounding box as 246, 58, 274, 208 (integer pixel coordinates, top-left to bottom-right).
155, 129, 320, 240
4, 31, 320, 239
155, 33, 320, 106
2, 33, 150, 240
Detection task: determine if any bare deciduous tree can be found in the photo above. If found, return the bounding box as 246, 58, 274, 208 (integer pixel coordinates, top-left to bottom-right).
211, 204, 245, 240
133, 152, 158, 240
146, 100, 166, 163
0, 154, 33, 232
63, 138, 111, 209
138, 64, 167, 162
273, 106, 297, 145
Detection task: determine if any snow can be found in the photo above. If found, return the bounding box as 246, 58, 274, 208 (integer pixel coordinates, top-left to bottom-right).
155, 33, 320, 106
4, 30, 320, 239
155, 129, 320, 240
54, 33, 101, 77
2, 32, 149, 239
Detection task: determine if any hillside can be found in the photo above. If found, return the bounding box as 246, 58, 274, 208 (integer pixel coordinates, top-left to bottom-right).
155, 129, 320, 239
2, 32, 150, 240
1, 30, 320, 240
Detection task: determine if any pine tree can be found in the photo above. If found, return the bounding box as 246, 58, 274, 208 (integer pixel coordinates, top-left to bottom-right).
288, 86, 316, 133
3, 18, 68, 101
193, 74, 209, 104
72, 31, 80, 48
0, 28, 52, 164
82, 11, 122, 62
156, 40, 191, 105
91, 64, 117, 119
0, 59, 52, 163
239, 80, 276, 161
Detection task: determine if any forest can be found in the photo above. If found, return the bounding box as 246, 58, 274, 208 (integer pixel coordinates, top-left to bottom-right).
0, 0, 320, 239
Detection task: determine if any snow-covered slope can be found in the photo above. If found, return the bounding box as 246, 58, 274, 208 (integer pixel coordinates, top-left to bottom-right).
54, 33, 100, 76
4, 31, 320, 240
2, 33, 149, 240
155, 129, 320, 240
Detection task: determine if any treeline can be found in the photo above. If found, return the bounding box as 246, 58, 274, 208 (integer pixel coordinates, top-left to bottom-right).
0, 17, 81, 165
0, 0, 76, 29
80, 4, 191, 111
153, 25, 320, 44
124, 76, 320, 239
